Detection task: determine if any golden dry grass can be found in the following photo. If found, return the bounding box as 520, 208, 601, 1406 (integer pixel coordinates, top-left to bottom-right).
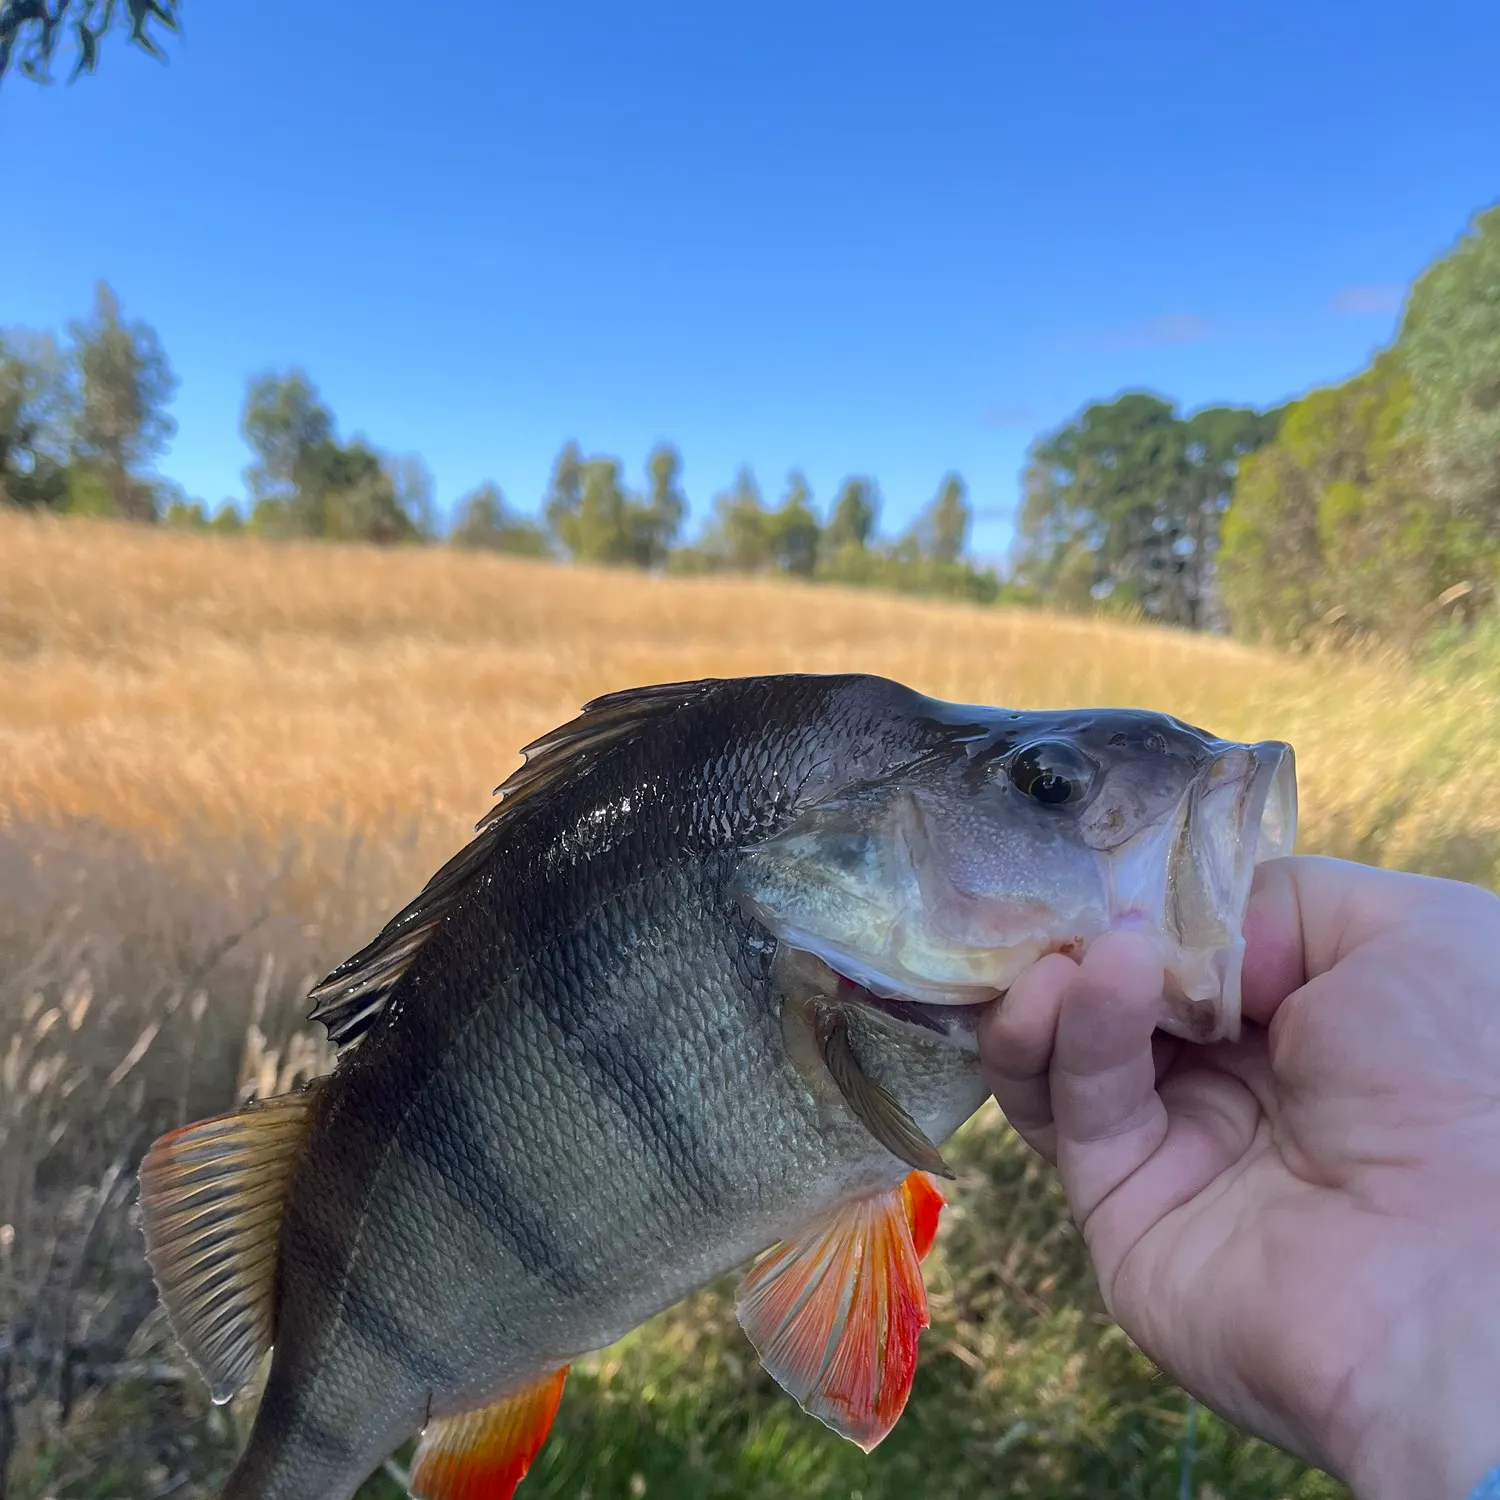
3, 507, 1499, 889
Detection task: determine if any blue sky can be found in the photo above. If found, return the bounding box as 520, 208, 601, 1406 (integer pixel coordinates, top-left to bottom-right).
3, 1, 1498, 560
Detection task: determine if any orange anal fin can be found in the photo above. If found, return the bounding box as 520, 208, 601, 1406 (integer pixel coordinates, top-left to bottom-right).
409, 1367, 568, 1500
735, 1171, 946, 1452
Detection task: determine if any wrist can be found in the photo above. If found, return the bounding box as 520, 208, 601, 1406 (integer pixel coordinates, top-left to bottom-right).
1329, 1252, 1500, 1500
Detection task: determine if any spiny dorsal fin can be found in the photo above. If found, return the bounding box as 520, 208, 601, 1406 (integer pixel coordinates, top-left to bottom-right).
137, 1083, 324, 1404
410, 1366, 569, 1500
735, 1171, 947, 1452
307, 678, 719, 1051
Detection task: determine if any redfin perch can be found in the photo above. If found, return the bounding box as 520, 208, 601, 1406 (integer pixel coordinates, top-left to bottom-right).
137, 673, 1296, 1499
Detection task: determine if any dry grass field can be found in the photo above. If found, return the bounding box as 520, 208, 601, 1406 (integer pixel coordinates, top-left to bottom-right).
3, 507, 1497, 1498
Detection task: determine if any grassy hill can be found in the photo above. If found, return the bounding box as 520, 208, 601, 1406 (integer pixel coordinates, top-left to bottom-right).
5, 508, 1494, 1497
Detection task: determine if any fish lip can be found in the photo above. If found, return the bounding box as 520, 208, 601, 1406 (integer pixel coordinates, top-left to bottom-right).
1164, 740, 1298, 1043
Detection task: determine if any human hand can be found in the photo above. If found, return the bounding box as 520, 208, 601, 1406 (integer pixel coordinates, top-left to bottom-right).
978, 855, 1500, 1500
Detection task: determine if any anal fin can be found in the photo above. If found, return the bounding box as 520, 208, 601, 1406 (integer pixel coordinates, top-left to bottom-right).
735, 1171, 947, 1452
137, 1083, 324, 1404
410, 1367, 569, 1500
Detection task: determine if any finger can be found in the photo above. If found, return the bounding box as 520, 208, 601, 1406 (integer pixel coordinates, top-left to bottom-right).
1048, 931, 1168, 1226
978, 950, 1081, 1161
1239, 855, 1409, 1025
1085, 1060, 1266, 1304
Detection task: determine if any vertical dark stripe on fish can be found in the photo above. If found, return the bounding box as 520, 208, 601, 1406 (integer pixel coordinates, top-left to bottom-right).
289, 1196, 453, 1384
399, 1071, 591, 1298
250, 1366, 356, 1474
339, 1266, 453, 1383
554, 1002, 720, 1215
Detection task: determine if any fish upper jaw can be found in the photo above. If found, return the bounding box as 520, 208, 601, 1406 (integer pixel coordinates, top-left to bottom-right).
1106, 740, 1298, 1044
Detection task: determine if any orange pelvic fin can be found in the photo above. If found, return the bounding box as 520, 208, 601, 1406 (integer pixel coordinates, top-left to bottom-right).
409, 1366, 569, 1500
735, 1170, 947, 1452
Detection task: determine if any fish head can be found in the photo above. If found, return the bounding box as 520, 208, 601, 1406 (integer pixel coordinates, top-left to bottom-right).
734, 707, 1297, 1045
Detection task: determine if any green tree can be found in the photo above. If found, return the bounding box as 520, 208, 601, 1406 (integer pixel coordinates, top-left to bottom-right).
545, 442, 686, 567
450, 481, 550, 557
638, 443, 686, 567
1220, 354, 1481, 646
242, 369, 335, 520
542, 441, 584, 541
1014, 393, 1275, 628
768, 469, 820, 576
1399, 202, 1500, 551
1, 0, 179, 85
917, 472, 970, 564
825, 476, 878, 554
0, 328, 74, 509
67, 282, 177, 522
240, 370, 421, 543
702, 466, 774, 572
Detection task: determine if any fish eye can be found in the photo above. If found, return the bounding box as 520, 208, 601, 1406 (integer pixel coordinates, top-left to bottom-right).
1007, 741, 1094, 807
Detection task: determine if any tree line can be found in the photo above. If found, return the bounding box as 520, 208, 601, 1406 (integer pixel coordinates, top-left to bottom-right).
0, 283, 1003, 604
6, 199, 1498, 645
1011, 202, 1500, 647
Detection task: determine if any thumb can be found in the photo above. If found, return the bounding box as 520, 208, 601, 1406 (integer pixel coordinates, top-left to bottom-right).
1239, 855, 1425, 1026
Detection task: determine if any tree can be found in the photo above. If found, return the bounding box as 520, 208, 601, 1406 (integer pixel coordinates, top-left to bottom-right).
919, 473, 970, 564
0, 328, 74, 509
240, 369, 422, 543
1014, 392, 1276, 628
1399, 202, 1500, 551
450, 481, 550, 557
1219, 353, 1482, 646
1, 0, 180, 87
542, 441, 585, 543
703, 466, 774, 572
638, 443, 686, 567
825, 477, 878, 553
242, 370, 335, 520
545, 441, 688, 567
67, 282, 177, 522
768, 470, 820, 576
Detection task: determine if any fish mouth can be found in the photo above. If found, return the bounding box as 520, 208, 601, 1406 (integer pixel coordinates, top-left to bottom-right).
751, 737, 1298, 1055
1155, 740, 1298, 1043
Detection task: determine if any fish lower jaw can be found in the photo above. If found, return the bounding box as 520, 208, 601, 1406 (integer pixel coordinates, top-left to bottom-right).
1075, 907, 1245, 1046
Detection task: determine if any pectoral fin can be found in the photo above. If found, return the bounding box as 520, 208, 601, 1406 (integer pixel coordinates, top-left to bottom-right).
409, 1366, 569, 1500
815, 1006, 954, 1179
735, 1171, 947, 1451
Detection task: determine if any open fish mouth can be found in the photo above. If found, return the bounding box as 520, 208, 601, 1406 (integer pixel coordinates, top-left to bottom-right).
1157, 739, 1298, 1042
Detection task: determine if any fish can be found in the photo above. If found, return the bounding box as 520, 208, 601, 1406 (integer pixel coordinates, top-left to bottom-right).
136, 672, 1297, 1500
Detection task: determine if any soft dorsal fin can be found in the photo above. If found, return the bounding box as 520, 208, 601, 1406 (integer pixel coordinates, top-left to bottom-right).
137, 1083, 324, 1404
307, 679, 718, 1051
735, 1171, 947, 1452
409, 1366, 569, 1500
